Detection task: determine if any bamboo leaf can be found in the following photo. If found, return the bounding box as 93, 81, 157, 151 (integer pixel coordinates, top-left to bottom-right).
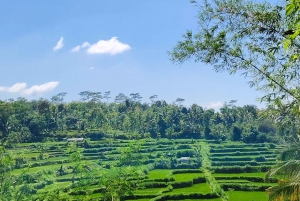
286, 4, 295, 15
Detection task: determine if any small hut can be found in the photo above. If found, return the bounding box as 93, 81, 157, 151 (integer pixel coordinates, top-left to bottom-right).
67, 138, 84, 142
180, 157, 190, 163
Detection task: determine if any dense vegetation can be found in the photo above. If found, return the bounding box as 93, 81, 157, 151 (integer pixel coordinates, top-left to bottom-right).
170, 0, 300, 199
1, 0, 300, 199
0, 138, 283, 201
0, 93, 282, 145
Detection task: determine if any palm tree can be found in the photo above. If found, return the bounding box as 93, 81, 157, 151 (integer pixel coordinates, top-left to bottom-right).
266, 142, 300, 201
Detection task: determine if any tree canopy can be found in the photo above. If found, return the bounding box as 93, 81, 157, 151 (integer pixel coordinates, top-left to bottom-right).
170, 0, 300, 200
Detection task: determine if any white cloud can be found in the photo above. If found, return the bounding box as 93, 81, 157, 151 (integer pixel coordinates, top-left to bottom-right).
81, 42, 90, 48
87, 37, 130, 55
207, 101, 223, 109
70, 42, 91, 52
71, 37, 130, 55
71, 45, 80, 52
89, 67, 95, 70
0, 83, 27, 93
23, 81, 59, 95
0, 81, 59, 95
53, 37, 64, 51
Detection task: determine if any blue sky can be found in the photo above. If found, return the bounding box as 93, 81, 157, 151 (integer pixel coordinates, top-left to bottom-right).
0, 0, 266, 109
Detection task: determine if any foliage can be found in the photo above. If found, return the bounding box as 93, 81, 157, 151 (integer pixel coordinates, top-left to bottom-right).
0, 96, 279, 144
100, 166, 146, 201
170, 0, 300, 106
0, 148, 36, 200
170, 0, 300, 199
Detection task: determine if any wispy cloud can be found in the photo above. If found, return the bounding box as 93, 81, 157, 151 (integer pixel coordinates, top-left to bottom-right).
71, 42, 90, 52
89, 67, 95, 70
71, 45, 80, 52
71, 37, 130, 55
206, 101, 223, 109
81, 42, 90, 48
53, 37, 64, 51
0, 83, 27, 93
0, 81, 59, 95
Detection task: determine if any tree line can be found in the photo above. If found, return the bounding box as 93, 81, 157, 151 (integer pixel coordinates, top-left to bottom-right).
0, 92, 287, 144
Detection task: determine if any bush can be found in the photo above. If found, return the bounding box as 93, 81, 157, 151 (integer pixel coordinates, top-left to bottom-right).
220, 183, 270, 191
255, 156, 266, 162
213, 165, 262, 173
193, 176, 206, 184
141, 182, 168, 188
172, 169, 202, 174
269, 143, 276, 149
143, 177, 175, 182
212, 161, 258, 166
177, 145, 191, 149
176, 150, 195, 157
214, 176, 264, 182
149, 193, 219, 201
211, 156, 253, 162
173, 163, 200, 169
170, 180, 193, 188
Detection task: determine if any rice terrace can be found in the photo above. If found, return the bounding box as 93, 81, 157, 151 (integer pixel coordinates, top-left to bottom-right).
1, 0, 300, 200
4, 138, 283, 200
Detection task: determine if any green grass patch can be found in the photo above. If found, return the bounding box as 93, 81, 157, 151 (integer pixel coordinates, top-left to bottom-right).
227, 191, 268, 201
212, 172, 267, 178
37, 181, 71, 193
166, 183, 211, 194
133, 188, 164, 195
148, 170, 172, 180
166, 199, 222, 201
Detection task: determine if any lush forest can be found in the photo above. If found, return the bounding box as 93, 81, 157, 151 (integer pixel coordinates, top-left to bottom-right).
0, 92, 287, 145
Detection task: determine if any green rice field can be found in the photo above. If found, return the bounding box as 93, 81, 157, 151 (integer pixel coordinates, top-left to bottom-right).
7, 139, 281, 200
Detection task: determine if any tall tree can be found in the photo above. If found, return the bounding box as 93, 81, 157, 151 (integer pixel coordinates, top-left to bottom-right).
103, 91, 111, 103
51, 92, 67, 104
115, 93, 128, 104
130, 93, 142, 103
149, 95, 158, 103
0, 102, 14, 140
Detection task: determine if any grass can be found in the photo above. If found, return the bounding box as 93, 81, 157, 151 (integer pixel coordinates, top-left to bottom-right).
226, 191, 268, 201
166, 199, 222, 201
148, 169, 172, 180
133, 188, 164, 195
166, 183, 211, 194
212, 172, 267, 178
38, 181, 72, 193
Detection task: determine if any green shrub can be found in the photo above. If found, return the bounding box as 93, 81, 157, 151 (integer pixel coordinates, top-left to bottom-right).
170, 180, 193, 188
213, 165, 262, 173
176, 150, 194, 157
141, 182, 168, 188
212, 161, 258, 166
177, 145, 191, 149
173, 163, 200, 169
255, 156, 266, 162
149, 193, 219, 201
193, 176, 206, 184
220, 183, 270, 191
172, 169, 202, 174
